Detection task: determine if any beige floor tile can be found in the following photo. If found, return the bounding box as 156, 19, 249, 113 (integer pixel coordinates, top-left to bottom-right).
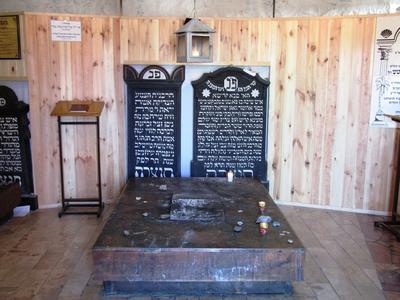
307, 247, 339, 269
352, 283, 385, 300
303, 253, 329, 284
321, 267, 362, 299
362, 268, 382, 290
318, 238, 381, 289
12, 269, 51, 298
309, 283, 340, 300
292, 281, 316, 298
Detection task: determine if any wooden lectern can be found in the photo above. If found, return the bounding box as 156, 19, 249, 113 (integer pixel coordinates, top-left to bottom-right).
51, 100, 104, 217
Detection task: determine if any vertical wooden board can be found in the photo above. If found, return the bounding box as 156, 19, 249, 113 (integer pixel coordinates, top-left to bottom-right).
312, 18, 330, 206
119, 19, 129, 63
70, 16, 84, 100
61, 118, 77, 198
112, 17, 126, 200
29, 15, 62, 206
50, 16, 67, 100
138, 18, 159, 61
158, 18, 180, 62
303, 19, 319, 204
239, 20, 249, 63
257, 19, 270, 63
267, 20, 280, 199
17, 15, 27, 77
278, 19, 298, 202
342, 18, 367, 209
202, 18, 217, 63
210, 19, 221, 63
219, 19, 232, 63
354, 17, 375, 209
102, 17, 120, 200
230, 20, 239, 64
291, 19, 308, 203
80, 17, 94, 99
330, 18, 355, 208
24, 15, 43, 200
127, 18, 140, 62
75, 117, 99, 199
320, 18, 341, 206
249, 20, 259, 64
363, 127, 380, 210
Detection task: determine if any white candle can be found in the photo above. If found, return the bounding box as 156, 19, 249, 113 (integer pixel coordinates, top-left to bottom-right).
192, 49, 200, 57
227, 170, 234, 182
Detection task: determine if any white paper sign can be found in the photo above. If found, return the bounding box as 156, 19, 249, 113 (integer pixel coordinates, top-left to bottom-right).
51, 20, 81, 42
370, 16, 400, 127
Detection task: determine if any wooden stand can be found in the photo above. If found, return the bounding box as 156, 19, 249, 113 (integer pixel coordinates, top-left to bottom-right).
51, 101, 104, 217
375, 115, 400, 241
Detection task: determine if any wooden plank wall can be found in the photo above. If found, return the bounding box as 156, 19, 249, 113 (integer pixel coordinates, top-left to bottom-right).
24, 14, 125, 206
22, 13, 397, 212
267, 17, 397, 212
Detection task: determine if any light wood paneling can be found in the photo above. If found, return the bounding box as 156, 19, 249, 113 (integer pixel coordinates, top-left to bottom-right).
268, 16, 397, 212
24, 14, 125, 206
23, 13, 397, 213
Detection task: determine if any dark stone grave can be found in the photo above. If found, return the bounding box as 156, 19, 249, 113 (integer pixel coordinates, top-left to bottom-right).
191, 67, 270, 184
124, 65, 185, 178
0, 86, 37, 210
93, 178, 304, 296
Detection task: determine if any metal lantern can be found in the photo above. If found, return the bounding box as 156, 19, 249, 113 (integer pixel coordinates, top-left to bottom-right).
175, 18, 215, 63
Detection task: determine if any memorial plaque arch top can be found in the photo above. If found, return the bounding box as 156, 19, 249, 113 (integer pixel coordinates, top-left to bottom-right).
124, 65, 185, 178
192, 67, 270, 182
0, 86, 33, 195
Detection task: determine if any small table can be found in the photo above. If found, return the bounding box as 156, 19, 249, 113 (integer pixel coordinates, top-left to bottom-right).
51, 101, 104, 217
375, 115, 400, 241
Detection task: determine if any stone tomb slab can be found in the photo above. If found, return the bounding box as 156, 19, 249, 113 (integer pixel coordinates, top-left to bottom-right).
93, 178, 304, 296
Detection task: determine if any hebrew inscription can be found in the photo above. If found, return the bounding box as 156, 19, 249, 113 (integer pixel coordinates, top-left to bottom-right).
192, 67, 270, 181
0, 117, 22, 174
0, 86, 33, 194
124, 65, 184, 178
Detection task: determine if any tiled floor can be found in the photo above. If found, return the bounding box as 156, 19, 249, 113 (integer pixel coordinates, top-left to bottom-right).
0, 204, 398, 300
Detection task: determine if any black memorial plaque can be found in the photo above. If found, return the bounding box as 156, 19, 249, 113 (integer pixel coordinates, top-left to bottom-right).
0, 86, 34, 196
192, 67, 270, 181
124, 65, 185, 178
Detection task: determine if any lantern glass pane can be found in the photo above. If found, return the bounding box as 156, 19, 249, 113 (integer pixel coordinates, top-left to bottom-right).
177, 35, 186, 58
191, 35, 209, 58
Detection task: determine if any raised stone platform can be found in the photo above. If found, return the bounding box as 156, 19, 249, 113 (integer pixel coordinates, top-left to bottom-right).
93, 178, 304, 296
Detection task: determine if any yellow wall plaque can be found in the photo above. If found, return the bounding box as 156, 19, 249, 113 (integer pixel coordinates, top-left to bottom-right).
0, 15, 21, 59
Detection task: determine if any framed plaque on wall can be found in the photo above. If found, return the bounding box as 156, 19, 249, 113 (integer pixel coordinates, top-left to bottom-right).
0, 15, 21, 60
